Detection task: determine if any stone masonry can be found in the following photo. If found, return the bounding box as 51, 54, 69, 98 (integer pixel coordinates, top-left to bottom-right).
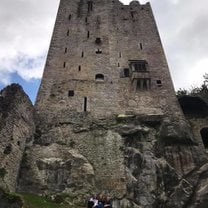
1, 1, 208, 208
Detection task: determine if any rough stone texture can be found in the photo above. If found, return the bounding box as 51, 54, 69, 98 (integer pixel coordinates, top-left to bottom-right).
1, 0, 208, 208
16, 111, 208, 208
16, 0, 208, 207
0, 188, 23, 208
0, 84, 35, 192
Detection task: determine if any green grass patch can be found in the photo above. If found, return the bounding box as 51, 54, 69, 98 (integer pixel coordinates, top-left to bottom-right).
20, 193, 68, 208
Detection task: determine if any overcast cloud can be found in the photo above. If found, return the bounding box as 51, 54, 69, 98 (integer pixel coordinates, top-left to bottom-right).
0, 0, 207, 94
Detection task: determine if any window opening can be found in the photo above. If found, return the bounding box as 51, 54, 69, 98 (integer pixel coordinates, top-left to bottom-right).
87, 1, 93, 12
68, 14, 72, 21
65, 48, 67, 53
84, 97, 87, 112
201, 128, 208, 148
140, 43, 143, 50
119, 52, 122, 58
68, 90, 74, 97
78, 65, 81, 71
118, 63, 120, 67
95, 37, 101, 44
124, 68, 130, 77
131, 11, 134, 19
85, 17, 88, 23
87, 31, 90, 38
96, 49, 102, 54
95, 74, 104, 81
156, 80, 162, 87
136, 79, 150, 91
63, 62, 66, 68
135, 62, 146, 71
67, 30, 69, 36
81, 51, 84, 57
130, 60, 147, 72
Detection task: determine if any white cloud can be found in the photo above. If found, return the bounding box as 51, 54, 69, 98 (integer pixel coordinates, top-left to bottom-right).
0, 0, 59, 85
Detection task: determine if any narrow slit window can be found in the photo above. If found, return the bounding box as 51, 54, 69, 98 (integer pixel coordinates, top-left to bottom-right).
63, 62, 66, 68
81, 51, 84, 57
68, 14, 72, 21
119, 52, 122, 58
67, 30, 69, 36
84, 97, 87, 112
65, 48, 67, 53
118, 63, 120, 67
140, 43, 143, 50
87, 1, 93, 12
85, 17, 88, 23
78, 65, 81, 71
87, 31, 90, 38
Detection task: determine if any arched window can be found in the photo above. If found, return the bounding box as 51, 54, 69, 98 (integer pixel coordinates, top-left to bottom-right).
200, 128, 208, 148
95, 74, 104, 81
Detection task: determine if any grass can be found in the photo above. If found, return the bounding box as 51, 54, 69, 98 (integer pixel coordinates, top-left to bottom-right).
19, 193, 86, 208
20, 193, 68, 208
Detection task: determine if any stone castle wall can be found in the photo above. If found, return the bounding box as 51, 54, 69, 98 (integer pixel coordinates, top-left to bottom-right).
35, 0, 183, 120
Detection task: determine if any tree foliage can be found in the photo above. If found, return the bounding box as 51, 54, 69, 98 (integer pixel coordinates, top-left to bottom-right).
176, 73, 208, 102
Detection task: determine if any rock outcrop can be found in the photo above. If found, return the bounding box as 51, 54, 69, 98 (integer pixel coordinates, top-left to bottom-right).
0, 84, 35, 192
1, 84, 208, 208
18, 108, 208, 207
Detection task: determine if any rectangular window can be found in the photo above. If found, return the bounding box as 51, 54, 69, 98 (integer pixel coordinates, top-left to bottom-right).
63, 62, 66, 68
134, 63, 146, 71
130, 60, 147, 72
156, 80, 162, 87
67, 30, 69, 36
68, 90, 74, 97
65, 48, 67, 53
136, 79, 150, 91
81, 51, 84, 57
87, 31, 90, 38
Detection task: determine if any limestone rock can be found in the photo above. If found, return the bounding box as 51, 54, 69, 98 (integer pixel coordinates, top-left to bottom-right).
0, 84, 35, 192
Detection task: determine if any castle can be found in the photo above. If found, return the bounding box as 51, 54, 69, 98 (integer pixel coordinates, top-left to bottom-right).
1, 0, 208, 207
36, 0, 182, 119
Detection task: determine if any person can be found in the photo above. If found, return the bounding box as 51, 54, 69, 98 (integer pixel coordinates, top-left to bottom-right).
103, 196, 112, 208
88, 195, 97, 208
92, 195, 98, 208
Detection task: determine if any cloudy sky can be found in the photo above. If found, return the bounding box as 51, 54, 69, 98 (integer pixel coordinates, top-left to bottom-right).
0, 0, 207, 102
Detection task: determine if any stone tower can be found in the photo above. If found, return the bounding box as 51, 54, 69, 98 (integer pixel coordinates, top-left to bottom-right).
17, 1, 207, 207
36, 0, 182, 119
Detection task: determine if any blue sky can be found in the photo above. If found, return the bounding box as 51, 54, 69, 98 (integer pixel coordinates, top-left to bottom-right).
1, 0, 208, 103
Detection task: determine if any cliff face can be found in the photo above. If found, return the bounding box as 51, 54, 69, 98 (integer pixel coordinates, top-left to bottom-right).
0, 84, 208, 208
0, 84, 35, 192
18, 109, 208, 208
